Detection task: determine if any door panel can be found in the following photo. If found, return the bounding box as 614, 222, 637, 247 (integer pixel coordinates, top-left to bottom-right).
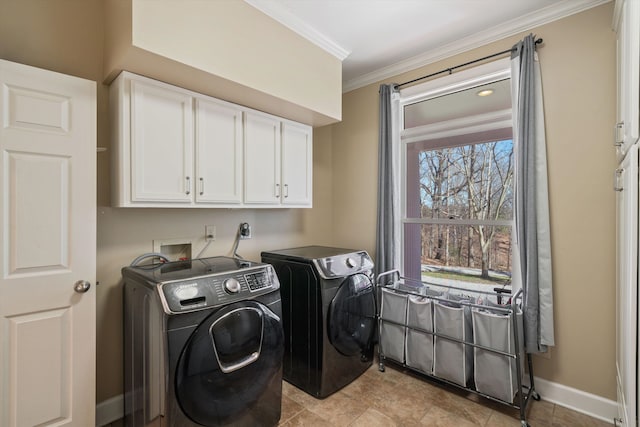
7, 152, 70, 274
8, 308, 71, 426
0, 59, 96, 427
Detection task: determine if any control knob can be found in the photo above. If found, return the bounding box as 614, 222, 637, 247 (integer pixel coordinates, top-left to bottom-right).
223, 278, 241, 294
345, 257, 357, 268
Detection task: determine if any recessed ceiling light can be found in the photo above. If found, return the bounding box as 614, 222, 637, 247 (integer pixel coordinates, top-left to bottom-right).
476, 89, 494, 97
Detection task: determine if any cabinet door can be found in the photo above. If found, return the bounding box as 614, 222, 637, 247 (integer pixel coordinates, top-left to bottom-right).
244, 112, 281, 204
615, 145, 638, 427
130, 80, 193, 203
195, 98, 243, 204
615, 0, 640, 158
281, 122, 313, 206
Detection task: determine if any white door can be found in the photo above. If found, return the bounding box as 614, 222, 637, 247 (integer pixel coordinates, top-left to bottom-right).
195, 97, 243, 204
0, 60, 96, 426
615, 144, 638, 427
281, 121, 312, 207
130, 79, 193, 203
244, 111, 281, 205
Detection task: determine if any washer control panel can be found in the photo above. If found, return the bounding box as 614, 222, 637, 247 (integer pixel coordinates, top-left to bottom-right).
159, 265, 279, 313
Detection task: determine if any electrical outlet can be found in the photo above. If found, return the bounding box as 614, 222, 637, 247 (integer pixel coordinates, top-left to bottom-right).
239, 222, 251, 239
205, 225, 216, 241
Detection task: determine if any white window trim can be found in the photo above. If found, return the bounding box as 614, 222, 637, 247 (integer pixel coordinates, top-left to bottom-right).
396, 57, 513, 279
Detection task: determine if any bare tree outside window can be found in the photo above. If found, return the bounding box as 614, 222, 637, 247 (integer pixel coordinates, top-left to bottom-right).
416, 139, 513, 285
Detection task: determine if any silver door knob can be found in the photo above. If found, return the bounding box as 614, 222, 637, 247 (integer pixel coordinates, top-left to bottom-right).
74, 280, 91, 293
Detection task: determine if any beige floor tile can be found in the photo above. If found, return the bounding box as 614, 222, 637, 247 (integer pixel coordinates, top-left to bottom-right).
282, 409, 334, 427
551, 405, 612, 427
349, 408, 398, 427
305, 391, 369, 427
419, 406, 480, 427
486, 410, 525, 427
280, 394, 305, 424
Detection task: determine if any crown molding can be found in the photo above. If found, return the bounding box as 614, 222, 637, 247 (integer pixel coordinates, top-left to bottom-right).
244, 0, 351, 61
343, 0, 612, 93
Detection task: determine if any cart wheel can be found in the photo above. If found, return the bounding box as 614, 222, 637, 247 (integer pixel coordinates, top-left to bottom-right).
532, 391, 541, 401
378, 362, 385, 372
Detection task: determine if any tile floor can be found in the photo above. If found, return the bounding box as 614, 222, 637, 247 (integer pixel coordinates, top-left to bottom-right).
278, 360, 613, 427
107, 359, 612, 427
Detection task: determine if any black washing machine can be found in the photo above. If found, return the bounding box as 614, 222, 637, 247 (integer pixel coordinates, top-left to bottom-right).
122, 257, 284, 427
261, 246, 376, 398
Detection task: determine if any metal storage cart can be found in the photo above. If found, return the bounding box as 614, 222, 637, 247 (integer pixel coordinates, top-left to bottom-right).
376, 270, 540, 427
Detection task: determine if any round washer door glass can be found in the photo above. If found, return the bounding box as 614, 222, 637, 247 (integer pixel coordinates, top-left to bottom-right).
327, 273, 376, 356
175, 300, 284, 426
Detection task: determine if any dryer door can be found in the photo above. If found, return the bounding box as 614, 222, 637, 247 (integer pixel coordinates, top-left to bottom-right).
175, 300, 284, 426
327, 273, 376, 356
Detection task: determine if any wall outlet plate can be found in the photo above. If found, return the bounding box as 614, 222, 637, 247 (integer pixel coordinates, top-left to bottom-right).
205, 225, 216, 241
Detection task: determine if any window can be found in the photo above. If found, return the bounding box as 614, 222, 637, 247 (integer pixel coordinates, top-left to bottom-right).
398, 59, 514, 292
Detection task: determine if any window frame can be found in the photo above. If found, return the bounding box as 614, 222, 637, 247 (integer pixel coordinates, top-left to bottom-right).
397, 58, 515, 281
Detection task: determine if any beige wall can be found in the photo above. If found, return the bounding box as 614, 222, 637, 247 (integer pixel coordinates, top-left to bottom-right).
104, 0, 342, 126
330, 3, 617, 399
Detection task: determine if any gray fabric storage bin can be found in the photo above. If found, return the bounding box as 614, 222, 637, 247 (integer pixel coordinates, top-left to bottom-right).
472, 307, 523, 403
433, 299, 473, 386
380, 288, 408, 363
405, 295, 434, 374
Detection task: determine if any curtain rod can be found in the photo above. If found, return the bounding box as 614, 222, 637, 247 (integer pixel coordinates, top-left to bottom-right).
395, 38, 543, 89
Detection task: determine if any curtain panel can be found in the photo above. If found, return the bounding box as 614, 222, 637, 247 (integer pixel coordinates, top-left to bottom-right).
375, 84, 400, 276
511, 34, 555, 353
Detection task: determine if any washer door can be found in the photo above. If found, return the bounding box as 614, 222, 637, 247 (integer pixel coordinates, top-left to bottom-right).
175, 300, 284, 426
327, 274, 376, 356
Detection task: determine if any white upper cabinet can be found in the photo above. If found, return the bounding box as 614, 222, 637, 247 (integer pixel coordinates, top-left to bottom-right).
281, 121, 313, 206
614, 0, 640, 158
111, 71, 312, 208
195, 97, 243, 205
130, 79, 194, 204
244, 112, 313, 207
244, 111, 282, 205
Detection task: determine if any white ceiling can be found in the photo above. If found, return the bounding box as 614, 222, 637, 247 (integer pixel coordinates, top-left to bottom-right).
245, 0, 610, 92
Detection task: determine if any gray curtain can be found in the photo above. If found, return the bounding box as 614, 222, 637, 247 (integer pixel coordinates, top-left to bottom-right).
511, 34, 554, 353
375, 84, 399, 276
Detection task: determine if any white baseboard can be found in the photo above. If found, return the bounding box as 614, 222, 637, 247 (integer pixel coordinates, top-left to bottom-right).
534, 376, 617, 424
95, 378, 618, 425
96, 394, 124, 427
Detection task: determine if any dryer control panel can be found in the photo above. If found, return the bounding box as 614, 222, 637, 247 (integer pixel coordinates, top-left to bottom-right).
312, 251, 374, 279
158, 265, 280, 314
